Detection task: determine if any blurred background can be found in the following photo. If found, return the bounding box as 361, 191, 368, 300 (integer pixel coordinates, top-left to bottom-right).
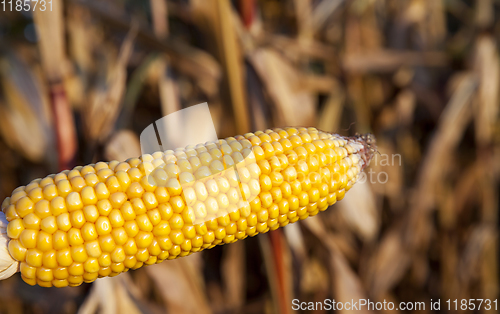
0, 0, 499, 313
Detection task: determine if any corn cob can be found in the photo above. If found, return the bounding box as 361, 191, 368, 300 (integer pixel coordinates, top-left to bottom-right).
0, 127, 375, 287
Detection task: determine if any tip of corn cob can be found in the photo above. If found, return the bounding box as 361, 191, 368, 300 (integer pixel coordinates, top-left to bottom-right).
354, 133, 377, 170
0, 211, 19, 280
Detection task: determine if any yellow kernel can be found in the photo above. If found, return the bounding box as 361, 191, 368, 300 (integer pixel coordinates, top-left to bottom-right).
21, 262, 36, 279
83, 205, 99, 223
136, 214, 153, 232
11, 191, 27, 206
98, 253, 112, 268
20, 229, 38, 249
8, 239, 27, 261
107, 209, 124, 228
308, 188, 320, 203
268, 204, 280, 219
16, 197, 35, 218
134, 230, 153, 248
177, 171, 194, 186
257, 209, 269, 222
124, 221, 139, 237
42, 250, 57, 269
106, 176, 121, 194
298, 191, 309, 206
34, 200, 51, 219
94, 182, 110, 200
53, 230, 69, 250
182, 225, 196, 239
236, 218, 248, 231
85, 240, 102, 258
131, 198, 146, 215
84, 173, 99, 187
143, 192, 158, 210
259, 192, 273, 208
122, 256, 137, 269
68, 210, 85, 229
205, 197, 219, 215
109, 192, 127, 209
36, 267, 54, 282
116, 171, 131, 191
36, 231, 53, 252
169, 213, 184, 230
42, 184, 59, 202
67, 275, 83, 286
170, 230, 185, 245
170, 196, 185, 213
68, 263, 84, 276
205, 179, 219, 197
111, 247, 126, 263
259, 175, 272, 192
122, 238, 138, 256
126, 182, 144, 199
81, 165, 96, 176
7, 218, 24, 239
69, 176, 85, 193
148, 240, 161, 256
56, 213, 71, 232
127, 167, 142, 182
70, 246, 88, 263
26, 248, 43, 267
214, 227, 226, 240
67, 228, 84, 246
95, 216, 111, 235
270, 187, 282, 203
99, 234, 116, 252
28, 187, 43, 203
135, 248, 150, 262
110, 228, 128, 246
203, 231, 215, 244
66, 192, 83, 212
49, 197, 67, 216
81, 222, 98, 241
40, 216, 57, 234
140, 176, 157, 193
97, 168, 114, 182
115, 162, 131, 172
52, 267, 67, 280
84, 258, 100, 273
120, 202, 136, 221
154, 187, 170, 204
247, 213, 258, 227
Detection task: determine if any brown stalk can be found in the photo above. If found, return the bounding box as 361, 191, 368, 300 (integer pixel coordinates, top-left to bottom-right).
33, 2, 77, 171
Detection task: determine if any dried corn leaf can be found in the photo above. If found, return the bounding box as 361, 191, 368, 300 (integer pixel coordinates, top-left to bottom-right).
33, 0, 67, 81
84, 24, 137, 142
158, 58, 181, 116
77, 276, 143, 314
0, 56, 51, 162
472, 35, 499, 146
303, 217, 370, 314
150, 0, 169, 39
146, 255, 211, 314
104, 130, 141, 161
221, 241, 246, 312
337, 181, 379, 242
317, 90, 344, 135
343, 50, 447, 73
249, 48, 316, 126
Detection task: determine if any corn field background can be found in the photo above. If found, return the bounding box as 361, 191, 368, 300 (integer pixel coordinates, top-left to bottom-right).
0, 0, 499, 313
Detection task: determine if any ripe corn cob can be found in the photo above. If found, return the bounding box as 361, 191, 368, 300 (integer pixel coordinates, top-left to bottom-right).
0, 127, 375, 287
